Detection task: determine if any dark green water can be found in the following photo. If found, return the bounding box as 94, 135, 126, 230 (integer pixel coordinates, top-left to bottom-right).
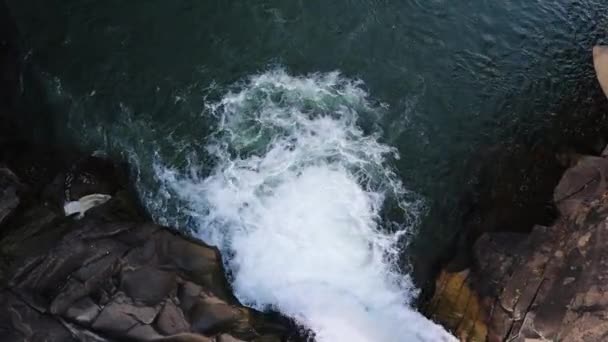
6, 1, 608, 339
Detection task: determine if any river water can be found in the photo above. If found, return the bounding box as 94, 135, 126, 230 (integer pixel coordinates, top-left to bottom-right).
7, 1, 608, 340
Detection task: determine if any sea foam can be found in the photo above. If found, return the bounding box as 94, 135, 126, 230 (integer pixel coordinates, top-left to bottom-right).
155, 69, 456, 341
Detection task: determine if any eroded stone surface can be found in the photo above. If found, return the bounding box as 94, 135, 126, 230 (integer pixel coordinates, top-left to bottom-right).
428, 149, 608, 341
0, 159, 288, 342
427, 46, 608, 342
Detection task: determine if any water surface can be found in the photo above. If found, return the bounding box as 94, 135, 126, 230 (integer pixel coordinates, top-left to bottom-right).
7, 0, 608, 340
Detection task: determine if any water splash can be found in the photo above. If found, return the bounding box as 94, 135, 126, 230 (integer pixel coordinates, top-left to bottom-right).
155, 69, 455, 341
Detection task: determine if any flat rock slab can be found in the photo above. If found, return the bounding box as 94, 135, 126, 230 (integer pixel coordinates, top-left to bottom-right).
429, 148, 608, 342
427, 48, 608, 342
0, 163, 288, 342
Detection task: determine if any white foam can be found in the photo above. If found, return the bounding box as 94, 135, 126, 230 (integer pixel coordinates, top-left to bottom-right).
156, 69, 455, 341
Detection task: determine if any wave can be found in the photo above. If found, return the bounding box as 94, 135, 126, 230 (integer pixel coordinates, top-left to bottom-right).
154, 69, 455, 341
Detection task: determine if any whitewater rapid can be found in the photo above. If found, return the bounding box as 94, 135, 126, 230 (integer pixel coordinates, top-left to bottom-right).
155, 70, 456, 341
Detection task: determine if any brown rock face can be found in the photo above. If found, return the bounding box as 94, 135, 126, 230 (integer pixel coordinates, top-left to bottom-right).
427, 270, 487, 341
427, 47, 608, 342
0, 161, 288, 342
430, 150, 608, 342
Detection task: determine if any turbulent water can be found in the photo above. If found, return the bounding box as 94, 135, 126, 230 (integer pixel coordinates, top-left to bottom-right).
154, 70, 453, 341
7, 0, 608, 340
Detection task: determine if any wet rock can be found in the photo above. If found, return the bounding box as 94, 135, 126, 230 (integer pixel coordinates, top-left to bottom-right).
429, 157, 608, 341
121, 266, 176, 306
427, 270, 487, 342
0, 166, 21, 229
253, 335, 282, 342
64, 156, 122, 201
64, 297, 101, 325
0, 5, 288, 340
189, 300, 248, 335
554, 155, 608, 220
157, 300, 191, 335
0, 156, 288, 341
0, 291, 76, 342
154, 333, 214, 342
429, 149, 608, 341
91, 296, 148, 335
217, 334, 247, 342
427, 46, 608, 342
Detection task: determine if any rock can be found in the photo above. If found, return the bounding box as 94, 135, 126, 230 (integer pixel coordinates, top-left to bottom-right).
64, 156, 122, 201
0, 291, 76, 342
217, 334, 246, 342
121, 266, 176, 306
253, 335, 282, 342
127, 324, 164, 340
553, 155, 608, 219
426, 48, 608, 342
157, 300, 191, 335
64, 297, 101, 325
0, 166, 21, 229
153, 333, 213, 342
593, 46, 608, 98
0, 7, 289, 340
428, 146, 608, 341
189, 300, 247, 335
91, 296, 149, 334
0, 156, 288, 341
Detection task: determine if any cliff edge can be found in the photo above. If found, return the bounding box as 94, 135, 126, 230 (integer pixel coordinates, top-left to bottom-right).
0, 155, 291, 342
427, 46, 608, 342
0, 3, 291, 341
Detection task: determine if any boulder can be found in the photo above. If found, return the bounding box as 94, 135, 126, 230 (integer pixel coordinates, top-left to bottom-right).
426, 269, 487, 342
428, 148, 608, 341
0, 4, 291, 340
0, 166, 21, 229
0, 158, 288, 342
426, 46, 608, 342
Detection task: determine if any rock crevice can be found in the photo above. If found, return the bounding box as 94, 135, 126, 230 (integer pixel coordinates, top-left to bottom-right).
0, 154, 289, 342
427, 46, 608, 342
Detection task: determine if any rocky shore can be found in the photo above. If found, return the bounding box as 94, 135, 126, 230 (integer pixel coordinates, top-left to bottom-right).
426, 47, 608, 341
0, 155, 298, 342
5, 1, 608, 341
0, 4, 295, 342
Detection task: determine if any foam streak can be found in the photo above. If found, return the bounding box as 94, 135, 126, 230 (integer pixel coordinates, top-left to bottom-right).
157, 69, 455, 342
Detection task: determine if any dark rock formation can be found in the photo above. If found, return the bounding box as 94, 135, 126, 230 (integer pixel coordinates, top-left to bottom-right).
0, 4, 296, 341
426, 47, 608, 341
428, 153, 608, 342
0, 157, 289, 342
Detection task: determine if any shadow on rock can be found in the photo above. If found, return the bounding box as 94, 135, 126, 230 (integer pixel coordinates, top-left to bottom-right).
425, 46, 608, 342
0, 155, 299, 342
